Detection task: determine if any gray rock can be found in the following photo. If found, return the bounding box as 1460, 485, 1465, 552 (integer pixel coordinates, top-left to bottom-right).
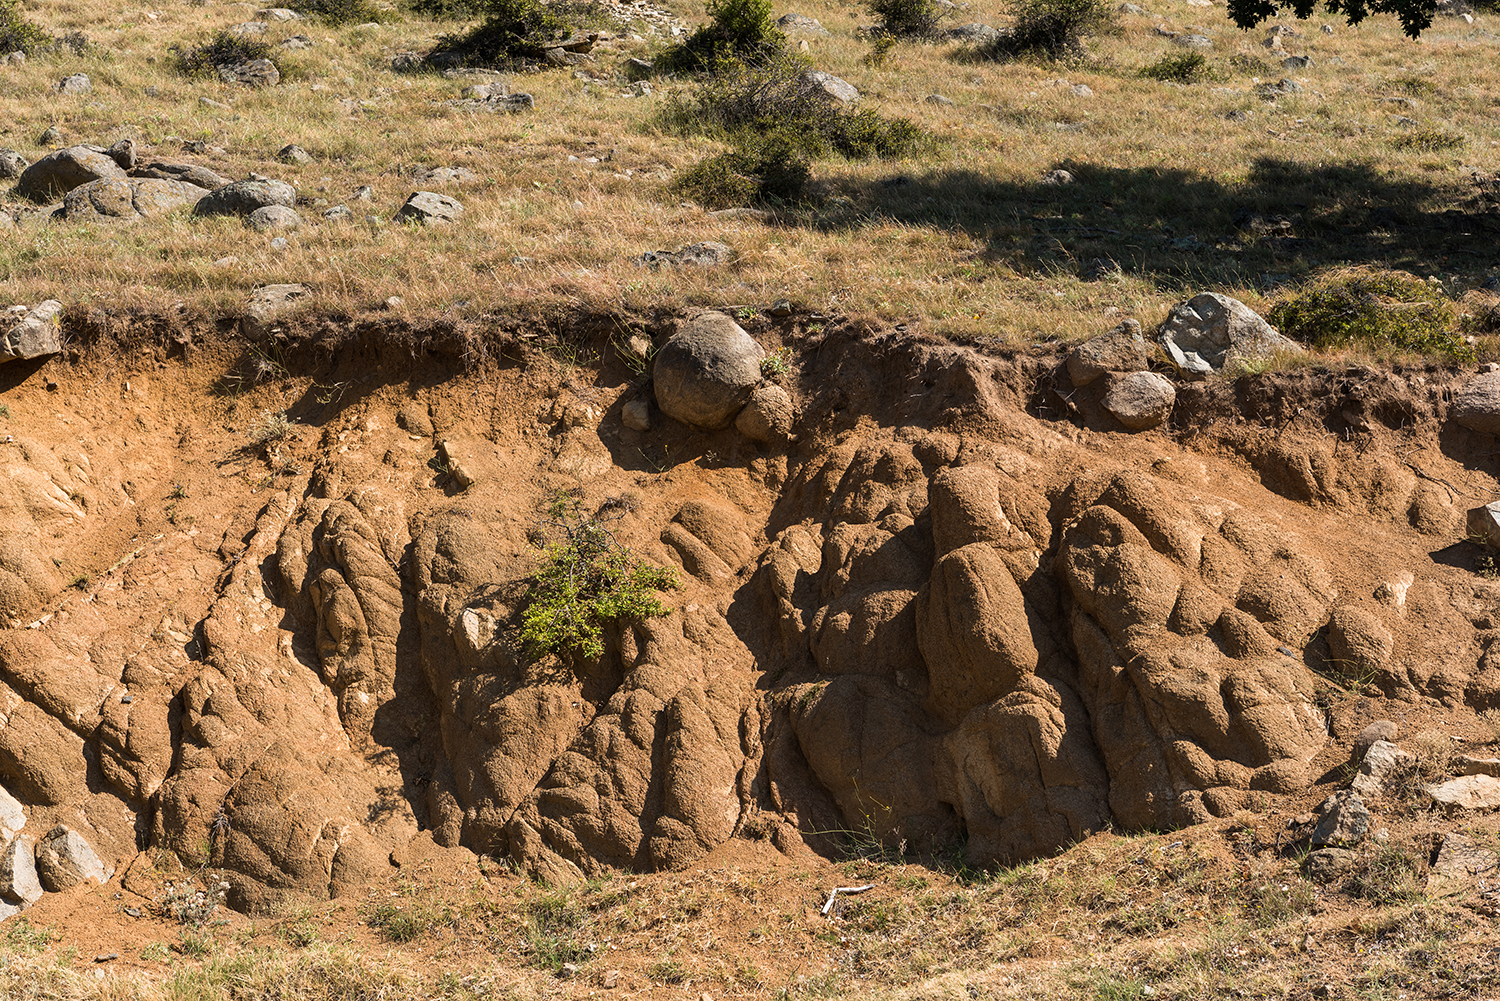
323, 204, 353, 220
1041, 169, 1074, 185
449, 91, 534, 113
1118, 2, 1149, 13
1071, 83, 1094, 97
102, 139, 135, 169
200, 97, 232, 110
1352, 720, 1399, 762
242, 284, 309, 338
413, 166, 478, 185
35, 826, 110, 892
1426, 832, 1498, 897
1302, 847, 1355, 883
799, 69, 858, 104
1159, 292, 1302, 378
247, 204, 302, 231
56, 74, 91, 95
0, 212, 12, 231
0, 149, 27, 180
130, 161, 228, 189
1311, 790, 1370, 847
1451, 372, 1500, 433
394, 190, 464, 226
777, 13, 830, 35
57, 178, 211, 222
218, 58, 280, 87
257, 7, 304, 19
193, 179, 297, 217
925, 94, 954, 106
1282, 54, 1314, 69
228, 20, 269, 36
0, 788, 22, 843
1103, 371, 1176, 431
653, 312, 765, 429
0, 837, 41, 905
621, 397, 652, 432
37, 126, 63, 146
462, 82, 508, 99
945, 22, 1002, 41
1350, 740, 1416, 799
1257, 77, 1302, 98
735, 383, 795, 442
392, 51, 424, 72
3, 50, 25, 66
277, 143, 313, 164
1428, 774, 1500, 812
1456, 755, 1500, 778
640, 241, 732, 268
15, 146, 128, 202
280, 34, 314, 50
1174, 33, 1213, 47
1067, 319, 1148, 386
0, 301, 63, 363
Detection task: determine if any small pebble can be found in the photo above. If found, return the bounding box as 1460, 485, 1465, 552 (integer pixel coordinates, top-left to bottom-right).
94, 953, 118, 963
270, 237, 288, 250
121, 694, 133, 704
123, 906, 142, 918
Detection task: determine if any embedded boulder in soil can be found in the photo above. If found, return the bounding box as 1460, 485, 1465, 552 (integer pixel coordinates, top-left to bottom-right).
653, 312, 765, 429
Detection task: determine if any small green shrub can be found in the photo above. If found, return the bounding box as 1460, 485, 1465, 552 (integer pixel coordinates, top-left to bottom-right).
1392, 127, 1466, 152
175, 31, 273, 76
990, 0, 1114, 59
406, 0, 486, 17
519, 495, 677, 662
523, 892, 592, 974
657, 0, 785, 73
673, 135, 811, 208
1267, 268, 1471, 361
1140, 52, 1212, 83
868, 0, 943, 37
435, 0, 608, 59
0, 0, 49, 54
368, 902, 449, 942
287, 0, 387, 23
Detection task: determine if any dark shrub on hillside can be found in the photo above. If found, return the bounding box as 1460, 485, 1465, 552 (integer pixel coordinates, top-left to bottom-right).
989, 0, 1113, 59
288, 0, 388, 23
673, 132, 812, 208
657, 0, 785, 72
175, 31, 273, 76
433, 0, 622, 59
0, 0, 50, 54
867, 0, 944, 37
1140, 51, 1212, 82
407, 0, 485, 16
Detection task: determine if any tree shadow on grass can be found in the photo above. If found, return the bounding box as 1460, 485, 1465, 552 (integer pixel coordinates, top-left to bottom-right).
805, 155, 1488, 286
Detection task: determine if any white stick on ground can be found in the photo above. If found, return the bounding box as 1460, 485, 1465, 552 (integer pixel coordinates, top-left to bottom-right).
821, 883, 876, 916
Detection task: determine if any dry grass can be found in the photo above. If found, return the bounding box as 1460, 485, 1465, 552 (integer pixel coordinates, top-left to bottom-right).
2, 0, 1499, 345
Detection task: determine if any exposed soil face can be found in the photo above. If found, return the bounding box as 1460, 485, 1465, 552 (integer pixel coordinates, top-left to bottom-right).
0, 312, 1498, 994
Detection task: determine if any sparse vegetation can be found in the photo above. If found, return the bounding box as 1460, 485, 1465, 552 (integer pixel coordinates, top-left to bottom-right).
657, 0, 786, 73
174, 31, 272, 76
989, 0, 1114, 59
867, 0, 944, 38
436, 0, 574, 59
247, 409, 294, 446
0, 0, 47, 55
286, 0, 387, 23
1266, 268, 1470, 361
1140, 52, 1213, 83
522, 891, 593, 974
1392, 126, 1466, 152
519, 494, 678, 662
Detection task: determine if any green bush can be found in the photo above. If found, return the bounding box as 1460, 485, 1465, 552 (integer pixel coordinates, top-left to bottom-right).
406, 0, 485, 17
436, 0, 612, 59
1140, 52, 1212, 82
1266, 268, 1471, 361
175, 31, 273, 76
287, 0, 388, 24
519, 496, 678, 662
0, 0, 48, 54
867, 0, 943, 37
990, 0, 1114, 59
673, 132, 811, 208
657, 0, 785, 73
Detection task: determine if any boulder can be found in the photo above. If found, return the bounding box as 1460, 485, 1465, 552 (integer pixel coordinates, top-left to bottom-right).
1311, 791, 1369, 847
799, 70, 858, 104
639, 242, 732, 268
1102, 371, 1175, 430
1159, 292, 1302, 378
56, 178, 210, 222
0, 837, 40, 905
258, 7, 304, 19
1327, 607, 1393, 685
394, 191, 464, 226
218, 58, 280, 87
1452, 372, 1500, 434
103, 139, 136, 170
34, 826, 110, 892
1428, 774, 1500, 812
193, 179, 296, 217
14, 146, 128, 203
0, 301, 63, 363
654, 312, 764, 429
1351, 720, 1398, 762
1456, 755, 1500, 778
1302, 846, 1355, 883
391, 51, 423, 72
1468, 500, 1500, 546
1350, 740, 1415, 799
1173, 33, 1213, 47
277, 144, 312, 165
247, 205, 302, 231
1066, 318, 1149, 386
0, 788, 22, 843
242, 284, 310, 338
131, 161, 228, 189
56, 74, 91, 95
735, 383, 794, 442
777, 13, 830, 35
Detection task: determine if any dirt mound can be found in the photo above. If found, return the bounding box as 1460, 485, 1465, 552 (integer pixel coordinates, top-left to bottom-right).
0, 313, 1495, 912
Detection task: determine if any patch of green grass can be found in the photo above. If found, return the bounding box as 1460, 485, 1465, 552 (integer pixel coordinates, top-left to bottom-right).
522, 891, 593, 975
407, 0, 486, 16
5, 919, 55, 954
367, 901, 454, 943
647, 957, 689, 984
1140, 52, 1216, 83
1267, 267, 1471, 361
1392, 127, 1466, 152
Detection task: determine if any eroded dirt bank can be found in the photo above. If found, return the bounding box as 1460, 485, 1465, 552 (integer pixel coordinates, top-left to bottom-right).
1, 307, 1497, 922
